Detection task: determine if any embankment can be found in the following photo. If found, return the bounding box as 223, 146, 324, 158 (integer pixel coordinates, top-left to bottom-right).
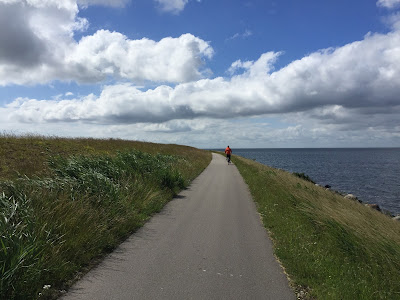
0, 135, 211, 299
234, 154, 400, 299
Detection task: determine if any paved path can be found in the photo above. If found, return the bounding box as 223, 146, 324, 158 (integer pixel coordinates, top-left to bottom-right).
62, 153, 295, 300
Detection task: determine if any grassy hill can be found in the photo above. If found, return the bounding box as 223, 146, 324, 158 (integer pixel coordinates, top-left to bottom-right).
0, 135, 211, 299
234, 155, 400, 299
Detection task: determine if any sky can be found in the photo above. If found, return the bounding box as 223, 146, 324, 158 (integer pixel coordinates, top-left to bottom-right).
1, 0, 400, 148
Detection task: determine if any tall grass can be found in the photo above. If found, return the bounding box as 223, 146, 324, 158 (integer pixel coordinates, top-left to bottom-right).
0, 136, 211, 299
233, 155, 400, 299
0, 133, 207, 181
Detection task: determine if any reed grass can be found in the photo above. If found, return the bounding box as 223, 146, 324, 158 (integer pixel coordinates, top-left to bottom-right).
233, 154, 400, 299
0, 135, 211, 299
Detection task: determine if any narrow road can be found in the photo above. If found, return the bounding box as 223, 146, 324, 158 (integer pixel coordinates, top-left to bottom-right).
62, 153, 295, 299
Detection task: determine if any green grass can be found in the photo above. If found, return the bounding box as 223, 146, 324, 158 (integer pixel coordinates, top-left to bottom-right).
293, 172, 316, 184
0, 135, 211, 299
233, 155, 400, 300
0, 133, 208, 181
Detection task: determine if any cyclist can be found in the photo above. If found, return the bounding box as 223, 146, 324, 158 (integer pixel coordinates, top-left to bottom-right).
225, 146, 232, 164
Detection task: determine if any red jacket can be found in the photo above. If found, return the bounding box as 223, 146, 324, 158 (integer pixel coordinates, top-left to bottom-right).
225, 147, 232, 155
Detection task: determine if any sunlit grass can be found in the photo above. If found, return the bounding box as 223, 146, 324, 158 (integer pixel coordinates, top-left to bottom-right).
234, 154, 400, 300
0, 133, 207, 181
0, 135, 211, 299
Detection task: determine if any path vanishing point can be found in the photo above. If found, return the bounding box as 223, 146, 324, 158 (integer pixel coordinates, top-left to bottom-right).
62, 153, 295, 300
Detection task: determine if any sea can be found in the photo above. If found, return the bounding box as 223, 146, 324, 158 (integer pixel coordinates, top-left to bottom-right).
220, 148, 400, 215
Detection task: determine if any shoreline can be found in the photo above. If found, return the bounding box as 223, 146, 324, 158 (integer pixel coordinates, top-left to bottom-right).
233, 154, 400, 299
230, 148, 400, 216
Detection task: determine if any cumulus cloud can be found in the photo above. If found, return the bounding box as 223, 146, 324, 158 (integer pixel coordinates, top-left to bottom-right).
8, 26, 400, 132
0, 0, 213, 85
0, 0, 80, 70
2, 2, 400, 147
377, 0, 400, 9
66, 31, 213, 83
228, 52, 280, 76
5, 28, 400, 127
383, 11, 400, 30
0, 7, 44, 67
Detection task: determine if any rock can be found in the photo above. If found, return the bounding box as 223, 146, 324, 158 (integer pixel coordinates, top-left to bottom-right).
344, 194, 358, 200
365, 203, 381, 212
393, 215, 400, 221
335, 191, 345, 197
324, 185, 331, 189
297, 290, 306, 298
315, 184, 320, 187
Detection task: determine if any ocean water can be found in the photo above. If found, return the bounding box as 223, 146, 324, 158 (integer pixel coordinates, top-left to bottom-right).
228, 148, 400, 215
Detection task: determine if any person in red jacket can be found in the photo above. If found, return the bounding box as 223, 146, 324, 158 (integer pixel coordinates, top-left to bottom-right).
225, 146, 232, 164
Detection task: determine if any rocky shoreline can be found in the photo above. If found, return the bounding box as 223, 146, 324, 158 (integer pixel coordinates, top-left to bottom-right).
315, 183, 400, 221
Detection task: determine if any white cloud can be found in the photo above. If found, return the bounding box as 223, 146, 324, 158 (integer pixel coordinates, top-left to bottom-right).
66, 31, 213, 83
0, 0, 79, 69
154, 0, 188, 14
383, 11, 400, 30
77, 0, 130, 8
228, 60, 254, 75
377, 0, 400, 9
2, 1, 400, 147
227, 29, 253, 41
5, 29, 400, 128
0, 0, 213, 85
3, 113, 398, 148
228, 52, 280, 77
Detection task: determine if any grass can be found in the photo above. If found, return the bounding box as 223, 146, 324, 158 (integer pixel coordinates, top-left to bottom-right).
0, 133, 208, 181
293, 172, 316, 184
233, 154, 400, 300
0, 134, 211, 300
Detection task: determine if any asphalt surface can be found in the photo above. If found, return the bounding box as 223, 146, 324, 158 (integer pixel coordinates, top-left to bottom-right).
62, 153, 295, 300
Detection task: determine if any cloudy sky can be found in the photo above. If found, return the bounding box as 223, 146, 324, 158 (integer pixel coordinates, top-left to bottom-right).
1, 0, 400, 148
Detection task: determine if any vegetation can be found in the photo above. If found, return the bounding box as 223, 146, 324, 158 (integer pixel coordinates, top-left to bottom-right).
4, 135, 399, 299
0, 134, 208, 181
293, 172, 315, 184
0, 134, 211, 299
234, 155, 400, 300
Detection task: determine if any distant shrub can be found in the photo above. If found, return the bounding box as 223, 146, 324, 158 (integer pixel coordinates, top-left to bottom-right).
293, 172, 316, 184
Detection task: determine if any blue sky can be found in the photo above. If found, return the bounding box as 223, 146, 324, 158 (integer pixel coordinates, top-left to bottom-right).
1, 0, 400, 148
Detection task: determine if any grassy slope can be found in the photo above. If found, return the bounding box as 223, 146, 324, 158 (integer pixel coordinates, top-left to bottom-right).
0, 134, 208, 181
233, 155, 400, 300
0, 135, 211, 300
